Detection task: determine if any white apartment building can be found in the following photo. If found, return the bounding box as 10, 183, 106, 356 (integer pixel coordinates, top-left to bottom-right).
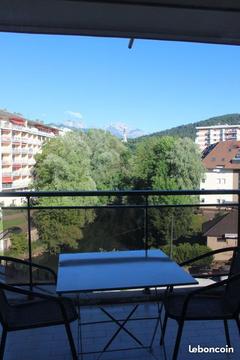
200, 140, 240, 204
0, 110, 59, 203
196, 124, 240, 151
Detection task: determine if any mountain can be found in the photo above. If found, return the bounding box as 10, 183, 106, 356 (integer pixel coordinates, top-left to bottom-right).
105, 125, 145, 139
48, 122, 145, 139
135, 113, 240, 142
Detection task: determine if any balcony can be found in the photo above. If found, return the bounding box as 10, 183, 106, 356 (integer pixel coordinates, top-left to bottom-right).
12, 137, 21, 143
2, 176, 13, 183
1, 159, 12, 165
1, 136, 12, 143
0, 189, 239, 360
0, 305, 238, 360
1, 147, 12, 154
12, 171, 21, 177
12, 149, 21, 154
12, 163, 21, 169
2, 172, 12, 177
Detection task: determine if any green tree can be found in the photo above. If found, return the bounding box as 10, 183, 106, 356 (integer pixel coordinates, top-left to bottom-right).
131, 136, 204, 195
33, 132, 96, 192
130, 136, 205, 247
6, 233, 28, 257
86, 129, 129, 190
32, 132, 97, 254
32, 130, 130, 253
163, 243, 213, 267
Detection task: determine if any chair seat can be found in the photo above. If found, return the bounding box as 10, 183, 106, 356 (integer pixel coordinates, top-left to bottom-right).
7, 297, 78, 330
165, 294, 232, 320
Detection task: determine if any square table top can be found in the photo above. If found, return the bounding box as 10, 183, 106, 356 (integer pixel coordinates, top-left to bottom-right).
56, 249, 197, 294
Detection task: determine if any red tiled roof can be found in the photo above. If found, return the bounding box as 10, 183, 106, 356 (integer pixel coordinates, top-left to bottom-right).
202, 141, 240, 169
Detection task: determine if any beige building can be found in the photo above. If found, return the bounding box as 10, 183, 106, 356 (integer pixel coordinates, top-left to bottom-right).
200, 140, 240, 204
0, 110, 59, 199
196, 125, 240, 151
203, 210, 238, 261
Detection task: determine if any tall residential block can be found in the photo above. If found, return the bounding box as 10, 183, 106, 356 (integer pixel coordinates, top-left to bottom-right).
0, 110, 59, 196
196, 125, 240, 150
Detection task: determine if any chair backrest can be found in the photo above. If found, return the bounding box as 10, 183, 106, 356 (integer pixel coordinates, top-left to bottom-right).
224, 247, 240, 314
0, 285, 11, 327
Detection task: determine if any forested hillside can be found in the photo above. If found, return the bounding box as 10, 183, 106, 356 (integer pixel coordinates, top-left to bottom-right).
136, 113, 240, 142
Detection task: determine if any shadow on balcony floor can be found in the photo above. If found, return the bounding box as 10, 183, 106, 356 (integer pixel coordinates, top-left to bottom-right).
2, 302, 240, 360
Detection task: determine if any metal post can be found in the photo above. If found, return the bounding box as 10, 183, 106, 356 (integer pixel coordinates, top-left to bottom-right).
144, 195, 149, 256
170, 212, 174, 259
27, 195, 33, 290
238, 193, 240, 247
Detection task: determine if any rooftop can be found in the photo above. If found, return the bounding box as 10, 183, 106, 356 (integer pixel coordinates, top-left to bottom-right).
203, 210, 238, 236
202, 141, 240, 169
196, 125, 240, 130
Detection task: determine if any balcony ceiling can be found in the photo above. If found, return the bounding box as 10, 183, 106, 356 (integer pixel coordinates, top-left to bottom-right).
1, 1, 240, 45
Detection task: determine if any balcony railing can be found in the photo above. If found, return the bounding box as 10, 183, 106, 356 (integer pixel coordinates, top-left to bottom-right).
0, 189, 239, 288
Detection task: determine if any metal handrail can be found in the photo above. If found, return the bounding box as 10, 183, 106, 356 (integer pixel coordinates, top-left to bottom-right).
0, 188, 240, 197
0, 188, 239, 289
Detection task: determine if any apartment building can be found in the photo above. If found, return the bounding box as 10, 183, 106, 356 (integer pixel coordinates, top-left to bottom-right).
0, 110, 59, 199
200, 140, 240, 204
196, 124, 240, 151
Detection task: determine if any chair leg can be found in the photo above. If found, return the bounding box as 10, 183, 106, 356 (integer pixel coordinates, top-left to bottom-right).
172, 320, 184, 360
223, 320, 231, 347
235, 317, 240, 335
0, 329, 7, 360
160, 312, 168, 345
64, 322, 78, 360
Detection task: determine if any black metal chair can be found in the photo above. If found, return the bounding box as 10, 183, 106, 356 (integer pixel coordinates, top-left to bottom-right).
0, 257, 78, 360
160, 246, 240, 360
0, 256, 57, 290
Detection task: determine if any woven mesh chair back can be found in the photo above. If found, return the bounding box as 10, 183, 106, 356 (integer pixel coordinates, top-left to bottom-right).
224, 247, 240, 314
0, 285, 11, 326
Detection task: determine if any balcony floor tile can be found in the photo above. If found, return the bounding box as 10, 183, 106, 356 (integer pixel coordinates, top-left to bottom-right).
2, 302, 240, 360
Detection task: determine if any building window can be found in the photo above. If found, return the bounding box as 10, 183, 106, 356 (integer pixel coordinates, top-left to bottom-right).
217, 236, 226, 242
217, 178, 226, 185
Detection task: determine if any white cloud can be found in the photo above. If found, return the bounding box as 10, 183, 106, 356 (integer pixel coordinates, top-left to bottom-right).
64, 119, 85, 129
65, 110, 83, 119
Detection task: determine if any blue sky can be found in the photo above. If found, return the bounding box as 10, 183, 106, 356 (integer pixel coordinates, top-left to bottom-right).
1, 32, 240, 134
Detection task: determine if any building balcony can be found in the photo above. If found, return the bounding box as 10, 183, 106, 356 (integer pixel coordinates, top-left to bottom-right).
2, 176, 13, 183
2, 172, 12, 177
1, 136, 12, 143
1, 147, 12, 154
12, 171, 21, 177
12, 149, 21, 154
12, 161, 22, 167
1, 159, 12, 165
12, 137, 21, 143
